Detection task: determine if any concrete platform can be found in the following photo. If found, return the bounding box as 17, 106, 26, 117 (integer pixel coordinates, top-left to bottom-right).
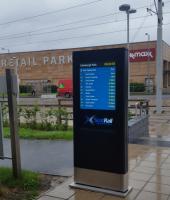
37, 144, 170, 200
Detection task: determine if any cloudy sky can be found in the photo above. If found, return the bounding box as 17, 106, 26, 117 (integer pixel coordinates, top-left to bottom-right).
0, 0, 169, 53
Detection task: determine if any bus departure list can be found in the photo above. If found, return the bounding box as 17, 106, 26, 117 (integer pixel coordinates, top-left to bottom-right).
80, 64, 116, 110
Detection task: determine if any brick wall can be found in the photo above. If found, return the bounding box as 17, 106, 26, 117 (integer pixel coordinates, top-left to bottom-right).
0, 41, 169, 88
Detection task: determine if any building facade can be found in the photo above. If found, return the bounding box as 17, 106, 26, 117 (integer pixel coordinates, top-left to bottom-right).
0, 40, 170, 93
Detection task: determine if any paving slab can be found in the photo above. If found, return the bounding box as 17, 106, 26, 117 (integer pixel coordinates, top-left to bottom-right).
46, 178, 74, 199
35, 144, 170, 200
38, 196, 62, 200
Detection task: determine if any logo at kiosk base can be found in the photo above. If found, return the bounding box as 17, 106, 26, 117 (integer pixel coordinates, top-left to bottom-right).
85, 115, 113, 126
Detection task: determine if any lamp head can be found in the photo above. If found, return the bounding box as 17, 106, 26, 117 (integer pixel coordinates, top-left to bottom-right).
119, 4, 130, 12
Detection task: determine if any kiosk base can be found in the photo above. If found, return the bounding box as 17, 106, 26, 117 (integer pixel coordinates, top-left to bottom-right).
73, 167, 129, 193
70, 183, 132, 197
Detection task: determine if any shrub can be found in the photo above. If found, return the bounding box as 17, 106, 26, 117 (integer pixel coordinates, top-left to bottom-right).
51, 85, 57, 93
43, 85, 57, 94
3, 103, 70, 131
130, 82, 145, 92
19, 85, 33, 93
22, 105, 40, 129
2, 104, 9, 127
39, 108, 55, 131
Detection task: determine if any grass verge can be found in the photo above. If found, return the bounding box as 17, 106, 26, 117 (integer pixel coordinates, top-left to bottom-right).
3, 127, 73, 140
0, 167, 45, 200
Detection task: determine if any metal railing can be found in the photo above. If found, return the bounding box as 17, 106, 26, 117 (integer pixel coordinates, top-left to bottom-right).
0, 98, 149, 126
58, 98, 150, 121
128, 99, 149, 119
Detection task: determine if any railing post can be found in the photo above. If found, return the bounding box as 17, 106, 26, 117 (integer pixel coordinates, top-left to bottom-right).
58, 99, 62, 124
146, 100, 149, 115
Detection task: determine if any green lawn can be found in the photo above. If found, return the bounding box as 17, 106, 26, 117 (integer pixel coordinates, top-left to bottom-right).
0, 167, 41, 200
4, 127, 73, 140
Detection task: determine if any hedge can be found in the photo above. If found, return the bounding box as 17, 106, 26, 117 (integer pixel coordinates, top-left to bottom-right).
130, 82, 145, 92
19, 85, 33, 93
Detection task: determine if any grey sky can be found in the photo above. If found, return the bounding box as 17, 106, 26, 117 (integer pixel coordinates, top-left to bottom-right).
0, 0, 169, 53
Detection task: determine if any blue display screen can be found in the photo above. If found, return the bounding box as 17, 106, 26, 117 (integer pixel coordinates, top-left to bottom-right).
80, 63, 116, 110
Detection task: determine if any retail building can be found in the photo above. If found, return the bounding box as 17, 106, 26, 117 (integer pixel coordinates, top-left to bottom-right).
0, 40, 170, 93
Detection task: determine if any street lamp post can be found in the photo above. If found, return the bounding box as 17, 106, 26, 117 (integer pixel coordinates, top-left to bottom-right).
119, 4, 137, 98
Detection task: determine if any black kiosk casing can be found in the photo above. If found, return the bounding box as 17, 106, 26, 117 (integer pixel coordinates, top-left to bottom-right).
71, 48, 129, 195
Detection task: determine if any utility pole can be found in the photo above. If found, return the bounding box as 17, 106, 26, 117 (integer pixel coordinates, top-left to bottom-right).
156, 0, 163, 113
147, 1, 163, 113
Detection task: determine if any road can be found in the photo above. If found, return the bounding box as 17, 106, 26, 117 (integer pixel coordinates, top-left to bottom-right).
0, 139, 73, 176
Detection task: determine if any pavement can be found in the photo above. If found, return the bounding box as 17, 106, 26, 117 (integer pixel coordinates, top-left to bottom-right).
37, 144, 170, 200
149, 109, 170, 138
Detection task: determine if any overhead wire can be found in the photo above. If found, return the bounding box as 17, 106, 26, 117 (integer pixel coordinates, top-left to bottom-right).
6, 13, 115, 36
1, 0, 170, 49
0, 0, 104, 26
0, 0, 163, 45
0, 1, 157, 28
132, 0, 157, 42
4, 23, 170, 49
0, 9, 170, 43
131, 14, 149, 42
131, 0, 155, 43
0, 14, 152, 41
154, 0, 158, 14
0, 0, 164, 41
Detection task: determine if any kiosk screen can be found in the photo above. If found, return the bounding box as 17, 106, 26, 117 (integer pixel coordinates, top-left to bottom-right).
80, 62, 116, 110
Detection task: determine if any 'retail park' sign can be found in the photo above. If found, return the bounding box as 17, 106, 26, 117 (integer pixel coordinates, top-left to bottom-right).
0, 48, 155, 69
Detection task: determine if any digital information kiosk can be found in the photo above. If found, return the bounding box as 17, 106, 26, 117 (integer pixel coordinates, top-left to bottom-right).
70, 48, 131, 197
